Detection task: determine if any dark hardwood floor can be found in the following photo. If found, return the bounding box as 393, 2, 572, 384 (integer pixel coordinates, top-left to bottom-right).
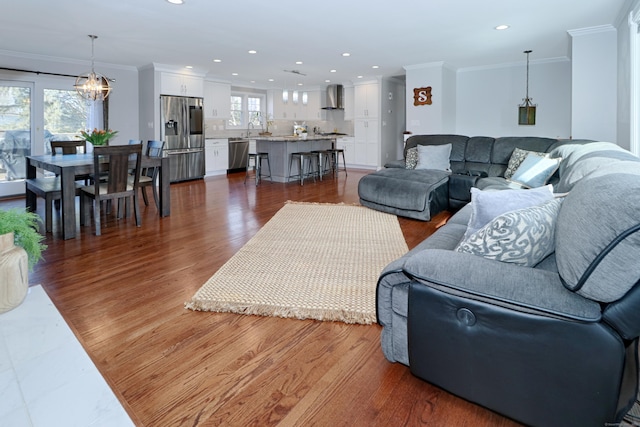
1, 169, 521, 426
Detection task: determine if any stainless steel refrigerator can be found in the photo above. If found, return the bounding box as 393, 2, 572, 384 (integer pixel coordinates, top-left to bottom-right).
160, 95, 205, 182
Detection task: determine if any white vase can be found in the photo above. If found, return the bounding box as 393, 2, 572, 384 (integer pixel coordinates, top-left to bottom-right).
0, 232, 29, 314
86, 142, 94, 154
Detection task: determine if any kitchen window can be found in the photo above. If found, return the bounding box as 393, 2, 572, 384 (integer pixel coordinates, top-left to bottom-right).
228, 92, 264, 129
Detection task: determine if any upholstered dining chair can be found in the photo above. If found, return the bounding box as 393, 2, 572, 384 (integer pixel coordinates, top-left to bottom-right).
24, 140, 87, 232
79, 144, 143, 236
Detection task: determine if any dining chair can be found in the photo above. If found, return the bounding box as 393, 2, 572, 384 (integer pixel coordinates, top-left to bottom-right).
136, 140, 164, 209
79, 144, 143, 236
51, 140, 86, 155
51, 140, 92, 184
24, 140, 87, 232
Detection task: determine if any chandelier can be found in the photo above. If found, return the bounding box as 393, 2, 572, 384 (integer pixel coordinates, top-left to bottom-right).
74, 35, 112, 101
518, 50, 536, 125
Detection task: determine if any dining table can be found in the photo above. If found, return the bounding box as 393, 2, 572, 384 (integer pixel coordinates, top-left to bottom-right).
25, 153, 170, 240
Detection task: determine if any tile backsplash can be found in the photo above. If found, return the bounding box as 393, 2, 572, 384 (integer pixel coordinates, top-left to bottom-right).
204, 111, 353, 139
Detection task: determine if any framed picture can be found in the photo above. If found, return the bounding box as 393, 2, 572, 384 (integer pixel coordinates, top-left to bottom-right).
518, 105, 536, 125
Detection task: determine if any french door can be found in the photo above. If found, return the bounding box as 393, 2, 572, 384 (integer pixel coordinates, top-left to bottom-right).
0, 81, 33, 197
0, 79, 95, 197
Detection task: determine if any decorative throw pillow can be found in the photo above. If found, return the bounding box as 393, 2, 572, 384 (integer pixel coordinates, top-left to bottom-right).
509, 153, 562, 188
415, 144, 452, 171
456, 198, 563, 267
463, 184, 555, 239
504, 148, 546, 179
405, 147, 418, 169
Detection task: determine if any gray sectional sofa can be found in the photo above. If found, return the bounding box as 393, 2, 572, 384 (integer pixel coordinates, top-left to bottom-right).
358, 134, 593, 220
374, 138, 640, 427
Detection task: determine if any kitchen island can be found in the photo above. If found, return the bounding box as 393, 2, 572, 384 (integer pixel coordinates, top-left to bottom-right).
255, 137, 335, 183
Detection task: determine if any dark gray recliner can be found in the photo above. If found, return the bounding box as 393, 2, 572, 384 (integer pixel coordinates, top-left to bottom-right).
376, 144, 640, 426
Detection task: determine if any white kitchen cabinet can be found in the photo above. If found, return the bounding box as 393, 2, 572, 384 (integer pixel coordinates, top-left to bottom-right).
354, 119, 380, 168
343, 86, 355, 121
354, 82, 380, 119
204, 81, 231, 119
268, 89, 313, 121
336, 137, 355, 165
304, 90, 326, 121
205, 138, 229, 176
161, 72, 204, 97
268, 89, 289, 120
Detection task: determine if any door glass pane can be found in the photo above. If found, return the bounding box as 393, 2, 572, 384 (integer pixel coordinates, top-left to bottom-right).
228, 95, 243, 127
248, 96, 261, 126
0, 85, 31, 182
44, 89, 88, 154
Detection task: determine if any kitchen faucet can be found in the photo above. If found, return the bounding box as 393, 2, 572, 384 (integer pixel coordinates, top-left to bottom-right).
246, 122, 253, 138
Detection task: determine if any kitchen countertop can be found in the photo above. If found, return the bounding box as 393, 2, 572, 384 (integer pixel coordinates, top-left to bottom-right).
256, 135, 346, 142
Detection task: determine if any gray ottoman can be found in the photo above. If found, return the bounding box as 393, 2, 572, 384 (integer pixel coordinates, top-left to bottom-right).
358, 168, 450, 221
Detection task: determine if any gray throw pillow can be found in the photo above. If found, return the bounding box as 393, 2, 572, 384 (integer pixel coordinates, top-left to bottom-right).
456, 198, 563, 267
504, 148, 546, 179
464, 185, 555, 239
405, 147, 418, 169
415, 144, 452, 171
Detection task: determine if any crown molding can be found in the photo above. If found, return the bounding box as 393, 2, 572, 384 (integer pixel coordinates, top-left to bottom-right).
457, 57, 570, 73
567, 24, 616, 37
0, 48, 136, 72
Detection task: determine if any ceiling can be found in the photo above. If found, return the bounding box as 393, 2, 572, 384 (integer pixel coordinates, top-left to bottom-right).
0, 0, 631, 89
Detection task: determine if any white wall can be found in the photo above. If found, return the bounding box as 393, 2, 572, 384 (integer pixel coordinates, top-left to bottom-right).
0, 51, 140, 146
617, 0, 640, 153
404, 58, 571, 139
569, 26, 618, 143
404, 62, 454, 135
456, 59, 571, 138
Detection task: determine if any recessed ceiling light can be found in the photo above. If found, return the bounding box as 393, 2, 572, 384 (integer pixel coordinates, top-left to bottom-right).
213, 59, 221, 63
297, 83, 303, 86
166, 0, 184, 4
232, 73, 238, 76
495, 24, 510, 30
248, 50, 257, 54
268, 78, 274, 82
342, 53, 350, 57
185, 65, 193, 69
357, 76, 363, 79
330, 69, 337, 73
295, 61, 303, 65
325, 80, 331, 83
372, 65, 379, 69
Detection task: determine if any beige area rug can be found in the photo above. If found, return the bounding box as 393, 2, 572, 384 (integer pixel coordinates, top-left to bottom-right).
185, 201, 409, 324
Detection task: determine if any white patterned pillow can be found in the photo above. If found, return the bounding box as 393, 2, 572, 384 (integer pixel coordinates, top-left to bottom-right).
504, 148, 546, 179
405, 147, 418, 169
456, 198, 563, 267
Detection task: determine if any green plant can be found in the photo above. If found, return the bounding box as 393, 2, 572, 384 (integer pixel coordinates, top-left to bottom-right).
78, 128, 118, 146
0, 209, 47, 269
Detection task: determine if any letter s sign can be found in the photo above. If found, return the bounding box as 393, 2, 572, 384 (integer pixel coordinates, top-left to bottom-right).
413, 86, 432, 106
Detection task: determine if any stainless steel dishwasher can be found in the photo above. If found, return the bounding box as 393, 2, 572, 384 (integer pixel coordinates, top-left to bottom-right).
227, 138, 249, 173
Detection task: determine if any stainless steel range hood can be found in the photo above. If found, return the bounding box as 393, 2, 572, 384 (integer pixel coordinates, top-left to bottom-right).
322, 84, 344, 110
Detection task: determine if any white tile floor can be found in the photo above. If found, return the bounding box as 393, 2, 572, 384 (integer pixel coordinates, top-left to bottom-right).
0, 285, 134, 427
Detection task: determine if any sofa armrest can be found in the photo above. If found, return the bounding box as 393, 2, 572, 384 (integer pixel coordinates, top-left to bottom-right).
384, 159, 406, 168
403, 249, 601, 321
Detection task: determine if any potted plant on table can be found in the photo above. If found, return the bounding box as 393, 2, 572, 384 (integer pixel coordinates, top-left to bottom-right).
0, 209, 47, 313
79, 128, 118, 152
